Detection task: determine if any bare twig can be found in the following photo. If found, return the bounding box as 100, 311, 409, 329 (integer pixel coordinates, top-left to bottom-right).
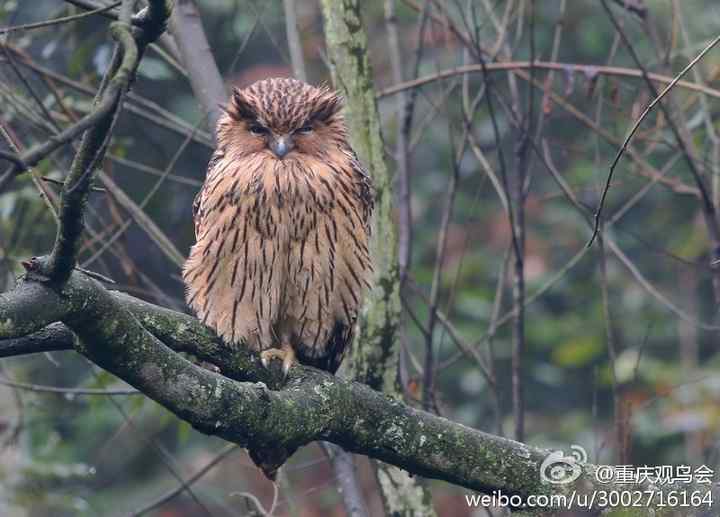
83, 117, 202, 267
0, 85, 120, 174
91, 363, 213, 517
509, 0, 535, 443
597, 232, 622, 462
589, 12, 720, 247
0, 2, 121, 34
0, 375, 139, 396
0, 45, 212, 146
611, 0, 647, 18
130, 445, 239, 517
377, 61, 720, 100
605, 236, 720, 331
97, 171, 186, 267
423, 126, 460, 412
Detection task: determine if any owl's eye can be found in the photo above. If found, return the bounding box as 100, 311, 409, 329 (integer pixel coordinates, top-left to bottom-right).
248, 124, 269, 136
295, 125, 313, 134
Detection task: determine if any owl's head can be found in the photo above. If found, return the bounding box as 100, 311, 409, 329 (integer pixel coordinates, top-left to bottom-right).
220, 77, 348, 160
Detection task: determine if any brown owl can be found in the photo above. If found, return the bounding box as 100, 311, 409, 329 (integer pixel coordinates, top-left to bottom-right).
183, 78, 374, 376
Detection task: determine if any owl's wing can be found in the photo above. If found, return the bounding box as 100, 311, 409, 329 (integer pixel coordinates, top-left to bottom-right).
348, 150, 375, 234
193, 149, 225, 239
303, 321, 353, 374
191, 191, 202, 238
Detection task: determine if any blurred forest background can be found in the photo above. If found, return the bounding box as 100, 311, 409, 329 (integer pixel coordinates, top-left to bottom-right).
1, 0, 720, 515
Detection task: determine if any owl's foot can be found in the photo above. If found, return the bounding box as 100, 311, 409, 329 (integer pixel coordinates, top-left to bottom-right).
260, 343, 296, 377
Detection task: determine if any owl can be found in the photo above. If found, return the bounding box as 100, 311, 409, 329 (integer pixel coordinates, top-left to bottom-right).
183, 78, 374, 376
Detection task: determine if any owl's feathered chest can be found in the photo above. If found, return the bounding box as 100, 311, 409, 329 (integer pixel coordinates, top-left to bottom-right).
198, 151, 362, 242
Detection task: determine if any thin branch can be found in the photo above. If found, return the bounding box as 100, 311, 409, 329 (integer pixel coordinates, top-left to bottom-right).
0, 46, 213, 146
597, 233, 622, 462
321, 443, 370, 517
0, 1, 121, 34
46, 30, 133, 281
611, 0, 647, 18
0, 375, 139, 396
83, 117, 202, 267
439, 245, 592, 370
605, 236, 720, 331
510, 0, 535, 443
589, 15, 720, 246
0, 85, 118, 173
377, 60, 720, 100
64, 0, 121, 18
94, 363, 213, 517
514, 67, 698, 196
97, 171, 186, 267
407, 280, 494, 385
423, 126, 460, 413
169, 0, 226, 134
130, 444, 239, 517
0, 150, 25, 169
231, 483, 278, 517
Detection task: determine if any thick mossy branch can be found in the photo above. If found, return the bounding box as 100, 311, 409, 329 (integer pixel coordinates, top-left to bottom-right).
0, 270, 540, 494
0, 273, 708, 515
0, 321, 72, 355
0, 279, 67, 338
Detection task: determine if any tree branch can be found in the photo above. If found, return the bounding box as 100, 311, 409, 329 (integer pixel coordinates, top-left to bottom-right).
376, 61, 720, 100
0, 270, 711, 514
1, 1, 173, 283
46, 20, 138, 282
283, 0, 307, 81
169, 0, 226, 134
0, 2, 122, 35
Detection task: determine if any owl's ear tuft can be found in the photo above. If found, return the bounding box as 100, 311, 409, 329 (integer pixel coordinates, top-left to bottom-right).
310, 94, 344, 123
228, 88, 258, 121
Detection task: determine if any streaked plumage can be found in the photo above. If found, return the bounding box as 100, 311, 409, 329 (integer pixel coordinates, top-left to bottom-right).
183, 78, 373, 374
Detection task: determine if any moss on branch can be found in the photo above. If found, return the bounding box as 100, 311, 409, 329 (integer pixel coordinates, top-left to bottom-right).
2, 270, 710, 515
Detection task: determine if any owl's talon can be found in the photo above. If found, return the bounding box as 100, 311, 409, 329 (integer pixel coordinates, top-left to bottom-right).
260, 345, 296, 378
282, 350, 295, 377
260, 350, 274, 369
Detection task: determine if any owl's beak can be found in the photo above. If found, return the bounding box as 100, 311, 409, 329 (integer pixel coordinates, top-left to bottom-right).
270, 134, 294, 159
